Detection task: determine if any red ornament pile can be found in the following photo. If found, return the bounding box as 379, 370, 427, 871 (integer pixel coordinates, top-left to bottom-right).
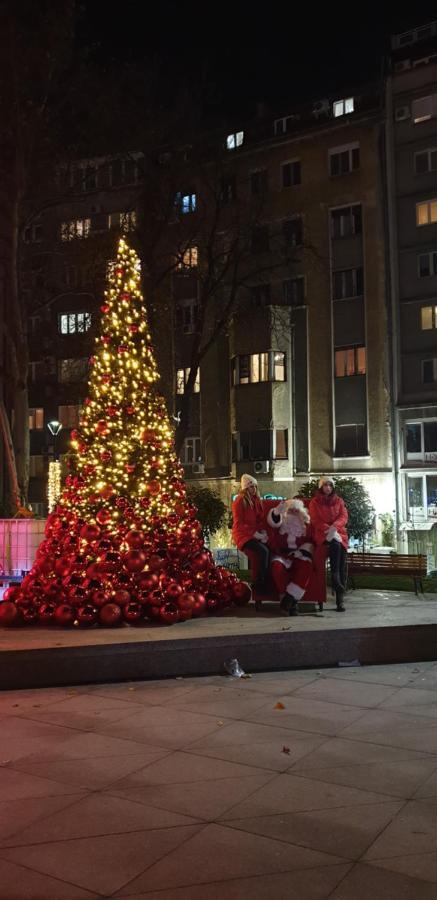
0, 510, 250, 628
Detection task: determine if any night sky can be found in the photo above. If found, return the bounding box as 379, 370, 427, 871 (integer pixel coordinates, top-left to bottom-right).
79, 4, 436, 114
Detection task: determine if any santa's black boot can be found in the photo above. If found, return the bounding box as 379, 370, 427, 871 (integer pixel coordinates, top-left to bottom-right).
288, 598, 299, 617
336, 589, 345, 612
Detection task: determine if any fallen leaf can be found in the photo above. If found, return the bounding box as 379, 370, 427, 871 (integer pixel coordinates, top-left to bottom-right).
281, 746, 290, 755
217, 720, 224, 726
128, 687, 136, 691
274, 702, 285, 710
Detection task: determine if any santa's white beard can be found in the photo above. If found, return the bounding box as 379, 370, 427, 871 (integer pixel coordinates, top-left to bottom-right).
280, 515, 306, 549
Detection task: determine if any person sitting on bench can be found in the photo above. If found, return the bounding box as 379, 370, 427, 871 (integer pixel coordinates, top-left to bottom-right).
232, 474, 270, 597
309, 476, 349, 612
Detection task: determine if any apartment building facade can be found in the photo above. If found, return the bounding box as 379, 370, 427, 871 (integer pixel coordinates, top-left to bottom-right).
385, 21, 437, 549
22, 87, 394, 532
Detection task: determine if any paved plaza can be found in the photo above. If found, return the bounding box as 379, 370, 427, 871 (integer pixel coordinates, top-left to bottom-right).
0, 661, 437, 896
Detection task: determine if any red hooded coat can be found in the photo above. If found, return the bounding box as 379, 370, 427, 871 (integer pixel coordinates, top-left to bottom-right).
308, 491, 349, 550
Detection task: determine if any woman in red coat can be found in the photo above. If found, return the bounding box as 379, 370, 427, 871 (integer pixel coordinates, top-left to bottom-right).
232, 474, 270, 595
309, 476, 348, 611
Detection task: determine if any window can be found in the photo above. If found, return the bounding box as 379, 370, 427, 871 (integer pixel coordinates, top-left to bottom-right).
335, 424, 367, 457
221, 176, 236, 203
61, 219, 90, 241
283, 277, 305, 305
281, 160, 301, 188
177, 245, 198, 269
58, 405, 81, 428
58, 358, 89, 383
29, 408, 44, 430
333, 97, 354, 117
58, 312, 92, 335
412, 94, 437, 124
108, 211, 137, 232
29, 361, 46, 383
335, 346, 366, 377
406, 474, 437, 519
329, 144, 360, 177
416, 200, 437, 226
418, 251, 437, 277
29, 455, 45, 478
421, 305, 437, 329
175, 192, 197, 215
226, 131, 244, 150
232, 430, 271, 461
175, 303, 199, 334
423, 358, 437, 383
180, 437, 201, 465
251, 225, 269, 253
415, 148, 437, 174
330, 205, 362, 238
250, 169, 268, 195
23, 221, 42, 243
274, 115, 297, 135
274, 429, 288, 459
232, 351, 286, 385
283, 217, 303, 247
332, 267, 364, 299
406, 421, 437, 461
176, 368, 200, 394
250, 283, 271, 305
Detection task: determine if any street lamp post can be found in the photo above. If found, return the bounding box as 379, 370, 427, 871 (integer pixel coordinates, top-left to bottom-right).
47, 421, 63, 512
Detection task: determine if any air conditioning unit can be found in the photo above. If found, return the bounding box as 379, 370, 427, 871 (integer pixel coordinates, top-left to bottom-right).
395, 105, 410, 121
192, 462, 205, 475
312, 99, 330, 119
254, 460, 269, 475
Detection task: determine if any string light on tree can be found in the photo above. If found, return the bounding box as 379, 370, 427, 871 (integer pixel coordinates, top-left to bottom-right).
0, 239, 249, 629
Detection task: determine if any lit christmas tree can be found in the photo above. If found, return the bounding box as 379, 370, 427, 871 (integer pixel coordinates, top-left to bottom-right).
1, 239, 250, 628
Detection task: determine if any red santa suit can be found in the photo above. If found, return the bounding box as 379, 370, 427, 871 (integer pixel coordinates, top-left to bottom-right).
266, 499, 314, 601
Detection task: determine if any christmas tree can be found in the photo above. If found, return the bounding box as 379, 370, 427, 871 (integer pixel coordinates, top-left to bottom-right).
1, 239, 250, 628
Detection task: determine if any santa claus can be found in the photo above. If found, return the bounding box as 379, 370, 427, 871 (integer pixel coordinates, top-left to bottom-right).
266, 499, 314, 615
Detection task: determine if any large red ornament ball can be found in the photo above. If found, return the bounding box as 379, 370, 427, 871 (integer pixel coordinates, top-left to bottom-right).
3, 586, 20, 603
117, 344, 128, 354
141, 428, 156, 444
76, 605, 98, 627
116, 497, 128, 509
136, 572, 159, 592
54, 557, 73, 578
100, 450, 112, 463
55, 604, 76, 627
123, 601, 143, 623
99, 484, 115, 500
96, 420, 109, 435
38, 602, 57, 625
232, 581, 252, 607
22, 606, 39, 625
147, 480, 161, 497
191, 552, 210, 573
100, 304, 110, 314
166, 582, 183, 601
148, 554, 164, 573
192, 592, 207, 617
178, 592, 196, 612
113, 589, 131, 606
98, 603, 122, 626
106, 406, 118, 418
125, 464, 136, 474
100, 551, 121, 573
126, 530, 144, 549
159, 602, 180, 625
123, 550, 146, 573
0, 602, 22, 627
92, 590, 111, 609
80, 524, 101, 543
96, 508, 112, 526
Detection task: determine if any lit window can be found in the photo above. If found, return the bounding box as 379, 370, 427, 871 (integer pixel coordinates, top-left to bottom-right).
335, 346, 366, 377
61, 219, 90, 241
412, 94, 437, 124
418, 251, 437, 277
177, 246, 198, 269
232, 351, 286, 385
333, 97, 354, 117
58, 405, 82, 428
421, 306, 437, 330
329, 144, 360, 177
423, 358, 437, 383
108, 211, 136, 231
59, 312, 91, 335
29, 408, 44, 430
416, 200, 437, 226
176, 368, 200, 394
175, 192, 197, 214
58, 358, 89, 383
226, 131, 244, 150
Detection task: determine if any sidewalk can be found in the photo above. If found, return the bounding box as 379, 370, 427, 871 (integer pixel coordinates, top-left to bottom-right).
0, 661, 437, 898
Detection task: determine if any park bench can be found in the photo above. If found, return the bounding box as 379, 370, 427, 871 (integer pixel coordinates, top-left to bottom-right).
347, 552, 427, 595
